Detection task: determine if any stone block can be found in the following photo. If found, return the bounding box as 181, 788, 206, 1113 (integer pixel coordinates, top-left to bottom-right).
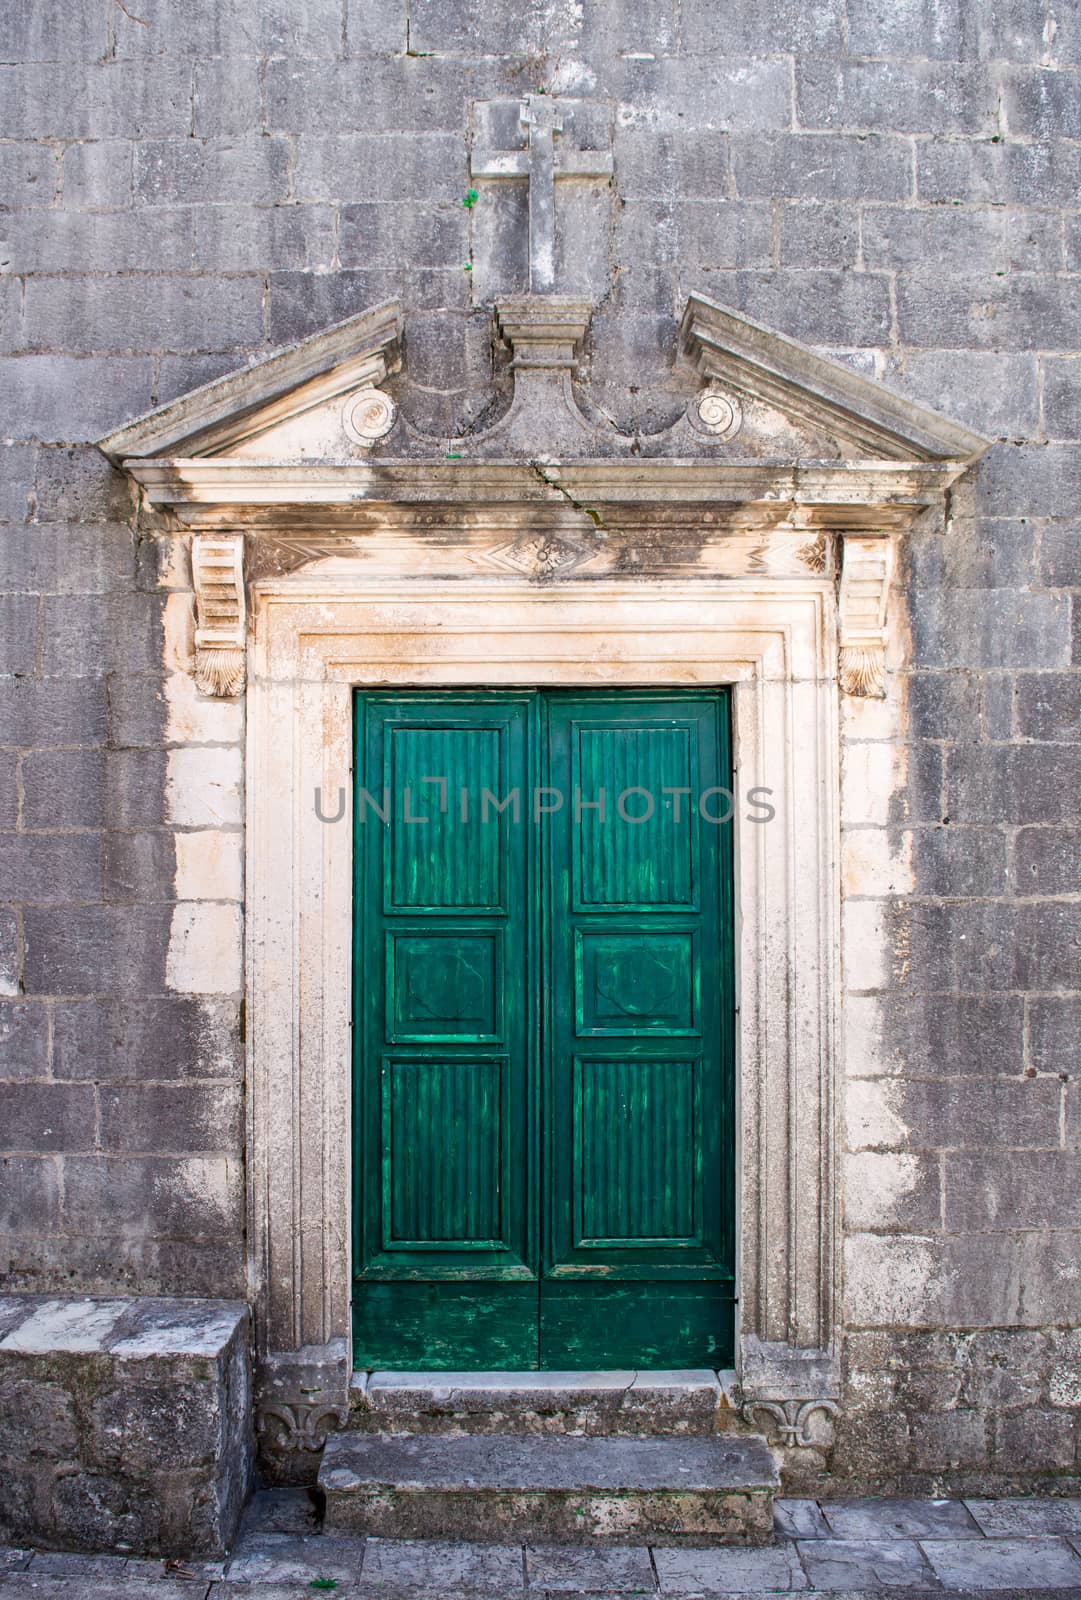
652, 1541, 805, 1589
910, 587, 1072, 669
1045, 357, 1081, 440
0, 1082, 96, 1152
0, 1294, 252, 1555
868, 207, 1061, 277
0, 60, 192, 139
885, 352, 1041, 442
0, 595, 40, 675
994, 1408, 1077, 1470
134, 138, 290, 208
732, 133, 912, 202
339, 202, 467, 271
1029, 996, 1081, 1076
949, 743, 1081, 824
681, 0, 843, 50
0, 141, 57, 207
53, 996, 242, 1082
778, 202, 859, 267
22, 750, 106, 830
919, 137, 1081, 207
798, 58, 997, 135
966, 1496, 1081, 1535
843, 1151, 942, 1231
849, 0, 1044, 59
191, 205, 337, 275
911, 1410, 989, 1471
347, 0, 407, 51
0, 1001, 49, 1081
21, 276, 266, 357
112, 0, 342, 57
267, 268, 467, 345
1004, 66, 1081, 140
99, 1083, 242, 1155
1014, 826, 1081, 895
103, 830, 176, 904
821, 1496, 981, 1539
797, 1537, 935, 1588
528, 1544, 657, 1590
224, 1533, 368, 1583
62, 1155, 241, 1239
0, 833, 103, 905
0, 1154, 61, 1235
945, 1151, 1081, 1230
61, 140, 134, 209
0, 356, 153, 442
361, 1537, 523, 1591
683, 269, 892, 347
165, 747, 242, 830
266, 58, 466, 135
6, 209, 198, 276
105, 749, 168, 829
22, 905, 171, 996
0, 909, 19, 998
908, 825, 1008, 896
294, 133, 464, 203
923, 1534, 1081, 1589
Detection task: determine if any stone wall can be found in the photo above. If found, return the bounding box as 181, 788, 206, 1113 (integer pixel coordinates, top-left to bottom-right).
1, 0, 1079, 1486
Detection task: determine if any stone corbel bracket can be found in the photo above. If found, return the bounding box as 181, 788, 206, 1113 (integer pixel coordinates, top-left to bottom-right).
192, 534, 246, 697
838, 535, 891, 698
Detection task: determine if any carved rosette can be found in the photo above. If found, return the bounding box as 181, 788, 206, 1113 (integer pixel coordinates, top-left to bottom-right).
192, 534, 246, 697
837, 535, 891, 699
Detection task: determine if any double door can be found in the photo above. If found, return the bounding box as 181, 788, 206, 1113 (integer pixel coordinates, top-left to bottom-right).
352, 689, 735, 1369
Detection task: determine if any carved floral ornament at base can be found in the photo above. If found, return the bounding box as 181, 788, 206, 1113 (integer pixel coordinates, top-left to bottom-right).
100, 293, 990, 701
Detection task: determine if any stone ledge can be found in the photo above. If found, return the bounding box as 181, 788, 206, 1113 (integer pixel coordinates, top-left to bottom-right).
0, 1295, 253, 1558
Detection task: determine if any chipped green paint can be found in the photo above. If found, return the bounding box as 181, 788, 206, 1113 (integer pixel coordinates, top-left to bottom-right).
353, 691, 735, 1369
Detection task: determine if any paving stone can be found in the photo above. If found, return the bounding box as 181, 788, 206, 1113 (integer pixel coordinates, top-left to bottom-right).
0, 1550, 32, 1572
796, 1537, 937, 1589
822, 1498, 983, 1541
359, 1538, 525, 1591
27, 1555, 130, 1576
653, 1541, 807, 1590
964, 1498, 1081, 1537
526, 1544, 655, 1590
921, 1534, 1081, 1589
224, 1534, 367, 1584
774, 1498, 832, 1539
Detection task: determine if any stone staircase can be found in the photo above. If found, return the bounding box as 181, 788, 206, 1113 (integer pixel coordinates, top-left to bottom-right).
317, 1371, 779, 1544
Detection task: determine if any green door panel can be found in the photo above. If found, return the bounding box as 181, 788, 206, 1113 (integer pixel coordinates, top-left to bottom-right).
353, 690, 735, 1370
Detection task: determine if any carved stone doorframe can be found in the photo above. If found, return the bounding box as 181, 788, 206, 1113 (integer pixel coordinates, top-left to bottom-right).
244, 575, 840, 1434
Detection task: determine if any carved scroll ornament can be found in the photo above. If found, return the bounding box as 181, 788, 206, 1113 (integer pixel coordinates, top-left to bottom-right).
192, 534, 246, 697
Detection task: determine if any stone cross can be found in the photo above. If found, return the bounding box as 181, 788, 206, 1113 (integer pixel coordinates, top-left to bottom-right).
471, 96, 614, 294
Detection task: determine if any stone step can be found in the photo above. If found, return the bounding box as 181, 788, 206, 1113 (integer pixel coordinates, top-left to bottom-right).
319, 1430, 778, 1545
348, 1368, 751, 1436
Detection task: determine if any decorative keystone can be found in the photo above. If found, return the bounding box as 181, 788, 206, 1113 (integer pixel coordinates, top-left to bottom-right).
495, 296, 593, 371
191, 535, 246, 697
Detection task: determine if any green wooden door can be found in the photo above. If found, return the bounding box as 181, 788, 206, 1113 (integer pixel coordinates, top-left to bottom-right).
353, 690, 735, 1370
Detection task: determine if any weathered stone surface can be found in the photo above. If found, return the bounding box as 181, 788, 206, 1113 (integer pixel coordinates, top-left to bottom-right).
355, 1370, 726, 1436
0, 1294, 252, 1556
321, 1433, 778, 1544
922, 1533, 1081, 1589
796, 1536, 937, 1588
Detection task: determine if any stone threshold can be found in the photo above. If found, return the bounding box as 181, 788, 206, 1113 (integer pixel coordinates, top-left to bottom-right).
347, 1368, 741, 1434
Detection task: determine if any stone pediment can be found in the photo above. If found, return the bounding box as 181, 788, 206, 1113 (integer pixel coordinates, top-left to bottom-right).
100, 292, 990, 701
101, 291, 988, 481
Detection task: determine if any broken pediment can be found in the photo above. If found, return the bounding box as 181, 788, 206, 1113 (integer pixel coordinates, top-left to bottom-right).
99, 291, 990, 703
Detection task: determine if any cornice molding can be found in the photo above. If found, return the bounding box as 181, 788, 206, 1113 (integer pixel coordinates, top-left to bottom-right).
99, 300, 403, 463
680, 292, 992, 466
